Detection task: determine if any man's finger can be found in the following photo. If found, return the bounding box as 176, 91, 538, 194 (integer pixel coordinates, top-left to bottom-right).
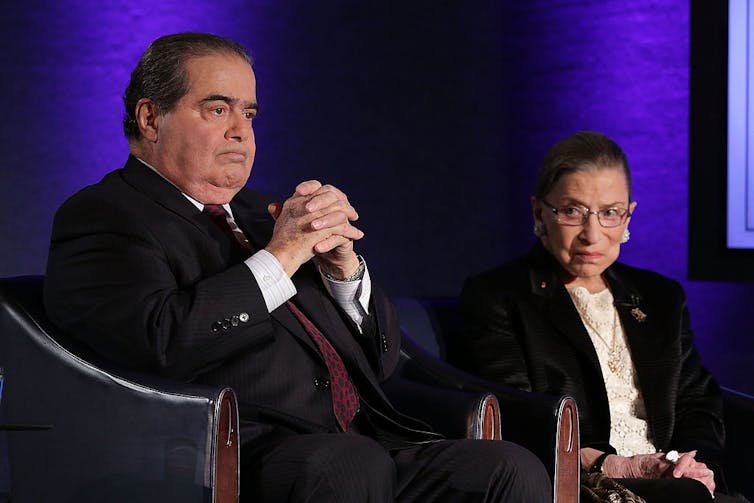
304, 190, 339, 211
295, 180, 322, 196
313, 228, 365, 254
268, 202, 283, 220
304, 186, 355, 217
310, 209, 357, 231
313, 235, 351, 254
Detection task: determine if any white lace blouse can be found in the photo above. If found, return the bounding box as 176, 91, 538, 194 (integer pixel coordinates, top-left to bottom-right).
567, 286, 656, 456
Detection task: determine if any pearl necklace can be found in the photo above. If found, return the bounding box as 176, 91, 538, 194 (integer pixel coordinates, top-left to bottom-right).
573, 301, 623, 374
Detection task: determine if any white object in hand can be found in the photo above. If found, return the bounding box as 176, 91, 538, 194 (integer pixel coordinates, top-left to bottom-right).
665, 450, 680, 464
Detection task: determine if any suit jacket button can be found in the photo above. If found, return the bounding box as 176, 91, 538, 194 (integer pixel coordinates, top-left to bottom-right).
239, 312, 250, 323
314, 377, 330, 390
381, 333, 389, 352
211, 321, 223, 333
222, 318, 231, 330
231, 315, 240, 327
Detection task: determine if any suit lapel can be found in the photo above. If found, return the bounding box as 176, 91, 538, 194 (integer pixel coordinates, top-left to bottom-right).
121, 156, 200, 222
528, 253, 603, 373
605, 268, 659, 375
120, 156, 238, 249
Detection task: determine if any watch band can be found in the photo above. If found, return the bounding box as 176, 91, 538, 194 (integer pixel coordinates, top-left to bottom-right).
322, 255, 365, 282
590, 451, 611, 473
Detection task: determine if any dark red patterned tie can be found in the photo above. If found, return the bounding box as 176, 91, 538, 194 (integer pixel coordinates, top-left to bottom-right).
286, 300, 360, 431
203, 204, 239, 242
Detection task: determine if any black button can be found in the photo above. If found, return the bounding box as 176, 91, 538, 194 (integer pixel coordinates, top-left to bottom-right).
231, 315, 240, 327
381, 333, 389, 352
314, 377, 330, 390
222, 319, 231, 330
211, 321, 223, 333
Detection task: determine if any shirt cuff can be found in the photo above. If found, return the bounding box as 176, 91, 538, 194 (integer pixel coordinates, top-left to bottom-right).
245, 249, 296, 312
320, 261, 372, 330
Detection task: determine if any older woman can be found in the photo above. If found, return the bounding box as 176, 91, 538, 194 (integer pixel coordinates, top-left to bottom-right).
452, 131, 738, 502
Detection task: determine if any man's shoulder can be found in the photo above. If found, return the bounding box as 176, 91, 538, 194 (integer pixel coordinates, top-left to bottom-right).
55, 168, 135, 215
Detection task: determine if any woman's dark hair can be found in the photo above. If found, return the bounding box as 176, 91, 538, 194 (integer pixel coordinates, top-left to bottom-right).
534, 131, 632, 200
123, 32, 252, 139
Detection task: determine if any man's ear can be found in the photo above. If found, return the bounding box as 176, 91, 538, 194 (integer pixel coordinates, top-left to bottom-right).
134, 98, 161, 142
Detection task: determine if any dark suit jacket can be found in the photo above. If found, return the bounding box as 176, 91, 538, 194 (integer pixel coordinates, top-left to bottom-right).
452, 244, 725, 481
44, 155, 435, 446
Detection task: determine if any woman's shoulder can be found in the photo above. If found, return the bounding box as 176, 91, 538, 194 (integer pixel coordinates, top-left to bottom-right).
461, 252, 543, 306
609, 261, 685, 299
465, 254, 531, 289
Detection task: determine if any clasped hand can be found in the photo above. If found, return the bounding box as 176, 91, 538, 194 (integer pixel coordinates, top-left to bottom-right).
603, 450, 715, 496
266, 180, 363, 278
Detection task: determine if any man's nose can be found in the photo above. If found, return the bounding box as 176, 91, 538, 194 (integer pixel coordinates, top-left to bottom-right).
226, 113, 252, 142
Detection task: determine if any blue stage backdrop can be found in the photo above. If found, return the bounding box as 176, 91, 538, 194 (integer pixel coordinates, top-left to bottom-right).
1, 0, 752, 393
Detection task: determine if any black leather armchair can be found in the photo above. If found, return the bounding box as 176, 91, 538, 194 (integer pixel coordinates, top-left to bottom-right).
392, 297, 580, 503
0, 276, 238, 503
0, 277, 503, 502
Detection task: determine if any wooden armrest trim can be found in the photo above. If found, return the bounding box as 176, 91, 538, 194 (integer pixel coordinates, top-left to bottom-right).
553, 396, 579, 503
468, 393, 502, 440
481, 394, 502, 440
214, 389, 239, 503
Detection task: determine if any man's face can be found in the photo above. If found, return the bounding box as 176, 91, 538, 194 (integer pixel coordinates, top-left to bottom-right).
150, 53, 257, 204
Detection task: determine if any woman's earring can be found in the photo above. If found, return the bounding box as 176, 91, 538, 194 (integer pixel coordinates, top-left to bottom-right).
533, 222, 546, 237
621, 228, 630, 244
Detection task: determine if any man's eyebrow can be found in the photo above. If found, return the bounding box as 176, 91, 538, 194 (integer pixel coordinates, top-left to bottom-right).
201, 94, 235, 105
200, 94, 258, 110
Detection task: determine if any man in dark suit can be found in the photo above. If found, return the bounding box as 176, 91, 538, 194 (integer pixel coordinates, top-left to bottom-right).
44, 32, 550, 502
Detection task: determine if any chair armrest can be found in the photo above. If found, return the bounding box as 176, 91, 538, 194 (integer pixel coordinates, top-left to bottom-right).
382, 375, 501, 440
722, 386, 754, 501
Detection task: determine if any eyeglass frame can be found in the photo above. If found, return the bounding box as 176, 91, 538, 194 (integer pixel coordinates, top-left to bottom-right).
539, 199, 632, 228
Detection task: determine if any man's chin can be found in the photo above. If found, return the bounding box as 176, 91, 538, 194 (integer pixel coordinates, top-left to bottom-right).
187, 183, 245, 205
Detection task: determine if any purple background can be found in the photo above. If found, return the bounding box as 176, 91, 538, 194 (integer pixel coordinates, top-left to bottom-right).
1, 0, 753, 394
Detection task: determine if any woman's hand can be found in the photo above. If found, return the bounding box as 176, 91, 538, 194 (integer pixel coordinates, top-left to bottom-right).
602, 452, 671, 479
582, 448, 715, 497
581, 448, 671, 479
664, 450, 715, 496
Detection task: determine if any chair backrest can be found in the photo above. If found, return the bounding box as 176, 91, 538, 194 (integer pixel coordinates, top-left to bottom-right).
393, 296, 462, 359
721, 387, 754, 501
0, 276, 238, 502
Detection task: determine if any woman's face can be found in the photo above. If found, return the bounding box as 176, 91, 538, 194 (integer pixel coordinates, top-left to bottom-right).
532, 166, 637, 289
